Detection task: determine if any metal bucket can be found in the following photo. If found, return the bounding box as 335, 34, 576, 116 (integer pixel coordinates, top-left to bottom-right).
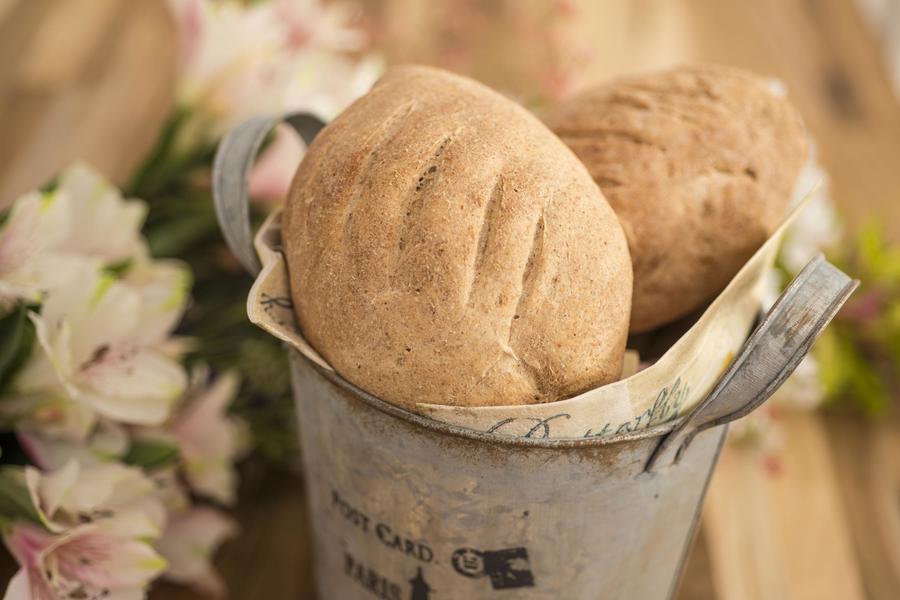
213, 113, 858, 600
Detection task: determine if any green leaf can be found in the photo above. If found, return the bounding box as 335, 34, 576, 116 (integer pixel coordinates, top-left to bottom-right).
0, 304, 34, 390
817, 327, 891, 416
40, 175, 60, 195
146, 209, 219, 258
123, 438, 180, 470
104, 257, 135, 278
127, 105, 192, 197
0, 467, 42, 526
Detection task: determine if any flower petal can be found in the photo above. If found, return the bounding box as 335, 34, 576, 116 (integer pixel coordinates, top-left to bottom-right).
0, 189, 71, 306
44, 266, 141, 367
48, 526, 166, 590
18, 313, 76, 396
26, 460, 79, 523
157, 507, 236, 596
172, 373, 246, 504
4, 524, 53, 569
249, 124, 305, 204
18, 422, 126, 471
78, 349, 186, 426
2, 567, 55, 600
4, 391, 97, 445
55, 163, 148, 263
125, 260, 192, 346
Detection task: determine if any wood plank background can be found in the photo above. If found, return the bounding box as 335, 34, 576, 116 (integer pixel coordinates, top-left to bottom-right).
1, 1, 899, 599
0, 0, 176, 205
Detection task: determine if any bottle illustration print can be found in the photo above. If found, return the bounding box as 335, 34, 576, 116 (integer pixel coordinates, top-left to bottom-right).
409, 567, 431, 600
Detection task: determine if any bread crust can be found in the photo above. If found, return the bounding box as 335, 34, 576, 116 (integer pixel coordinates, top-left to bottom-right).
545, 64, 809, 332
283, 65, 632, 409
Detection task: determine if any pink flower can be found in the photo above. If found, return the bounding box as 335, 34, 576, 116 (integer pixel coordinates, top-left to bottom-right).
249, 125, 305, 205
4, 523, 166, 600
273, 0, 366, 52
839, 288, 885, 324
168, 0, 207, 65
554, 0, 579, 18
156, 508, 236, 596
168, 372, 248, 505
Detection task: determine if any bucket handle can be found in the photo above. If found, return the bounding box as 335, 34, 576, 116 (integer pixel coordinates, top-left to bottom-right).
212, 112, 326, 275
645, 254, 858, 472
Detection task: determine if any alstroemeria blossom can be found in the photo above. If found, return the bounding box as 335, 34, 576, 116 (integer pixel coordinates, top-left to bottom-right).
169, 0, 381, 142
173, 0, 282, 133
24, 461, 166, 539
156, 507, 236, 596
52, 164, 148, 264
276, 50, 383, 121
19, 419, 129, 471
4, 522, 165, 600
0, 460, 167, 600
245, 50, 383, 204
9, 259, 189, 440
0, 162, 151, 312
0, 191, 69, 308
168, 372, 248, 505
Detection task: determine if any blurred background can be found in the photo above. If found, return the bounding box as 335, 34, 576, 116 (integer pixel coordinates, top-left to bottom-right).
0, 1, 898, 599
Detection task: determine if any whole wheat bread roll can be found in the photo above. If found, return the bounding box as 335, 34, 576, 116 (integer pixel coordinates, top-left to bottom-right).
545, 64, 809, 332
283, 66, 632, 409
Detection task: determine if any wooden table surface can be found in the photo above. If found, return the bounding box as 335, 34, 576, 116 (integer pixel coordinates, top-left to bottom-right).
1, 1, 899, 599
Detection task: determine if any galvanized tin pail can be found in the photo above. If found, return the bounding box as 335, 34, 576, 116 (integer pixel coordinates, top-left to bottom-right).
213, 113, 858, 600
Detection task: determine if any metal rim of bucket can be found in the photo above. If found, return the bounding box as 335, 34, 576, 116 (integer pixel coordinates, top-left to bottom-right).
213, 111, 859, 458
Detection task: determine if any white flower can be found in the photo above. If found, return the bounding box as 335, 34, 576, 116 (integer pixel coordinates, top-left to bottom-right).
276, 50, 383, 121
0, 162, 148, 309
0, 190, 69, 307
168, 372, 248, 505
172, 0, 282, 130
1, 462, 168, 600
4, 522, 165, 600
19, 419, 129, 470
156, 507, 236, 596
150, 468, 191, 515
25, 461, 166, 539
122, 259, 193, 349
52, 164, 148, 264
168, 0, 382, 142
8, 259, 189, 440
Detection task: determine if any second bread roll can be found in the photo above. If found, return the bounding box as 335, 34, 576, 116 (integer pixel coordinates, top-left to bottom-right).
545, 64, 809, 332
283, 66, 632, 410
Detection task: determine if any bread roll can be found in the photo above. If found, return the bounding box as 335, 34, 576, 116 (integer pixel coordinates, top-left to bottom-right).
545, 64, 809, 332
283, 66, 632, 409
